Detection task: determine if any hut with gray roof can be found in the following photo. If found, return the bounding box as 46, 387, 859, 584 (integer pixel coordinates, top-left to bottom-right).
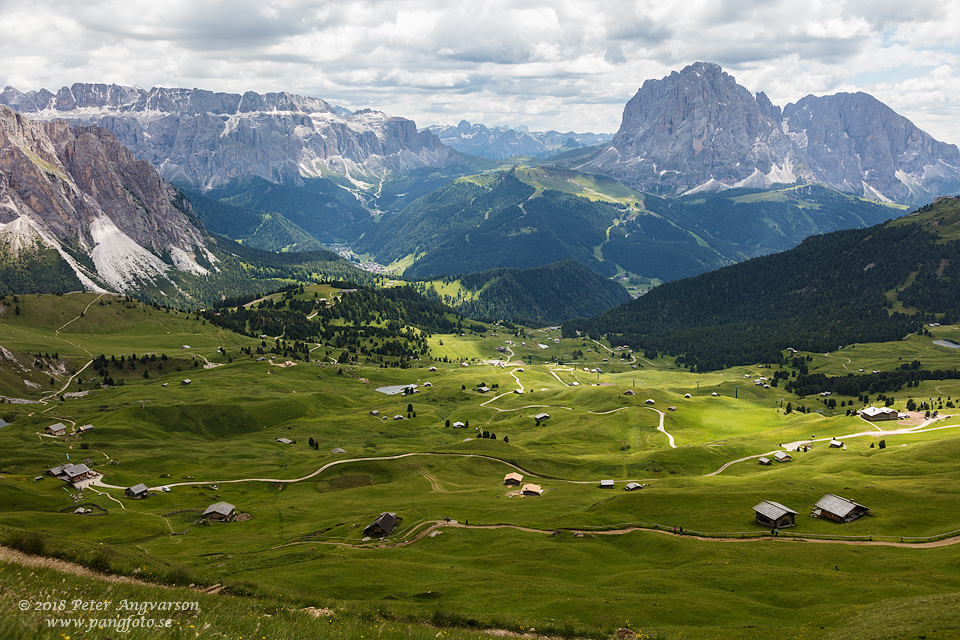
202, 501, 236, 522
752, 501, 798, 528
125, 483, 149, 499
814, 494, 869, 523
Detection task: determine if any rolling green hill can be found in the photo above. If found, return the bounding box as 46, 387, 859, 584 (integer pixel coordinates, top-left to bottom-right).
4, 295, 960, 639
565, 196, 960, 370
355, 167, 730, 281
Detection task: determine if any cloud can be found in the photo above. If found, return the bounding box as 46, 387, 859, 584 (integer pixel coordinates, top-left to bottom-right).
1, 0, 959, 143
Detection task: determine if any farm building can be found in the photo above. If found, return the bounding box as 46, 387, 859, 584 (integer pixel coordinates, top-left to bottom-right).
203, 501, 236, 522
429, 367, 437, 372
815, 494, 869, 523
600, 479, 615, 489
668, 406, 677, 411
624, 389, 635, 396
45, 423, 67, 436
125, 483, 149, 499
758, 457, 772, 465
753, 501, 798, 528
774, 451, 792, 462
684, 393, 692, 398
275, 437, 293, 445
534, 413, 550, 422
829, 439, 844, 448
858, 406, 899, 421
625, 482, 643, 491
393, 415, 405, 420
364, 512, 398, 537
369, 410, 380, 416
645, 399, 655, 405
77, 424, 94, 433
504, 472, 523, 486
452, 421, 466, 428
47, 463, 97, 485
181, 379, 192, 385
521, 483, 543, 496
476, 386, 490, 393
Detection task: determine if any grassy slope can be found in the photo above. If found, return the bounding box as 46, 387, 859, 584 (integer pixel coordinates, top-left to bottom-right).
2, 303, 960, 638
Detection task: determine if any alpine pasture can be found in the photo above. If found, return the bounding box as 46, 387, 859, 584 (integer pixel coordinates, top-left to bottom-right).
2, 292, 960, 639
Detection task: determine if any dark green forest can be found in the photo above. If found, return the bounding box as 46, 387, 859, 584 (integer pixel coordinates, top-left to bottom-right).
564, 203, 960, 371
415, 259, 630, 326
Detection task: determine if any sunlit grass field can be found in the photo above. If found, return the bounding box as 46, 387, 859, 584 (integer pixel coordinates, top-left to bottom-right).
2, 294, 960, 639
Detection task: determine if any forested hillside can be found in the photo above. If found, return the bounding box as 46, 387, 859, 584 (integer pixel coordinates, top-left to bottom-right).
355, 168, 729, 280
423, 259, 630, 326
202, 282, 463, 367
564, 198, 960, 370
182, 176, 372, 245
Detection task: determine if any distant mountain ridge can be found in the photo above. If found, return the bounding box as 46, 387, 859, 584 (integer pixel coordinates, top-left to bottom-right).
0, 83, 452, 189
425, 120, 612, 159
586, 62, 960, 204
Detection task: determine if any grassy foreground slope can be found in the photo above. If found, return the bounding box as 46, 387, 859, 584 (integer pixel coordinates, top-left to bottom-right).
2, 300, 960, 639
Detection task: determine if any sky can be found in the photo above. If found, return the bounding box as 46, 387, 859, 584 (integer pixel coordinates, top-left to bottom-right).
2, 0, 960, 143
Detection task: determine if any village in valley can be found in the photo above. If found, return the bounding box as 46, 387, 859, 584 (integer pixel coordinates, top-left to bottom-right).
3, 291, 960, 640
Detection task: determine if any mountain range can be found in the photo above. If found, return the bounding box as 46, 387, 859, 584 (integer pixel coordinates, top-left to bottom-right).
583, 62, 960, 204
425, 120, 612, 160
0, 83, 452, 189
2, 62, 959, 321
5, 63, 959, 209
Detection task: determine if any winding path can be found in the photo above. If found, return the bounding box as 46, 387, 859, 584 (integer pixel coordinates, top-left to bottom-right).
647, 407, 677, 448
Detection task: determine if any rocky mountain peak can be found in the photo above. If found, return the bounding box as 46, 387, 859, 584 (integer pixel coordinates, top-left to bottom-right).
0, 104, 212, 293
590, 62, 960, 203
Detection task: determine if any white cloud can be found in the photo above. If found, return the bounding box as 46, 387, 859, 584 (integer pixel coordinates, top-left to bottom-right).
1, 0, 959, 143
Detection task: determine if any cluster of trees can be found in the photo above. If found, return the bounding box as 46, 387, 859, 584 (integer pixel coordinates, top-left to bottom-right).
89, 352, 177, 386
785, 363, 960, 398
201, 282, 461, 367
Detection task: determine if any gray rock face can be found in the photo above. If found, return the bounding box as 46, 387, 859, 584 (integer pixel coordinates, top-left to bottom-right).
589, 62, 960, 203
0, 84, 451, 188
0, 104, 211, 292
425, 120, 612, 159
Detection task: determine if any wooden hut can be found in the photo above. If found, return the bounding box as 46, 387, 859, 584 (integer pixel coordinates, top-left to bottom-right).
503, 472, 523, 486
364, 512, 398, 537
202, 501, 235, 522
125, 483, 149, 499
814, 494, 869, 523
45, 423, 67, 436
521, 483, 543, 496
753, 501, 798, 528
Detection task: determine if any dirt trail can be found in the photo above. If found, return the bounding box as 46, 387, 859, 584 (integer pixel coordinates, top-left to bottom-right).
646, 407, 676, 448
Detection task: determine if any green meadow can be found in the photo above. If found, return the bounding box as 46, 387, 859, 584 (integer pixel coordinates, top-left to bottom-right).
2, 294, 960, 639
